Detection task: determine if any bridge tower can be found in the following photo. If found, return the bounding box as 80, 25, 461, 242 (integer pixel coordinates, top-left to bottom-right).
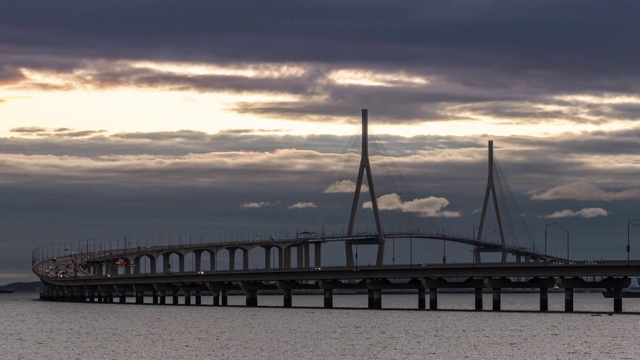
346, 109, 385, 267
476, 140, 508, 263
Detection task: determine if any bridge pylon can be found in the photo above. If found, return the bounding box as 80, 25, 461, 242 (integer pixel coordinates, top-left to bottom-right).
346, 109, 385, 267
476, 140, 508, 263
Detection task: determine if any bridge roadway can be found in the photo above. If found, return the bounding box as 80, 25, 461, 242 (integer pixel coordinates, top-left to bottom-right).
36, 250, 640, 313
32, 231, 563, 280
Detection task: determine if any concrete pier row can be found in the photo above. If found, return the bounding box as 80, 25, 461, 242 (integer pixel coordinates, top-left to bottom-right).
39, 276, 632, 313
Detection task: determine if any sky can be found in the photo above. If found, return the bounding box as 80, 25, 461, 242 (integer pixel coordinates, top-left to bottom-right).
2, 0, 640, 283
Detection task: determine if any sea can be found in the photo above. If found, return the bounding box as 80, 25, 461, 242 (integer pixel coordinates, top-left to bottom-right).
2, 291, 640, 359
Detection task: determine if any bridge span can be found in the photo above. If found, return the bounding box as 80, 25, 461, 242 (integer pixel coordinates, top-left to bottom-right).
34, 237, 638, 313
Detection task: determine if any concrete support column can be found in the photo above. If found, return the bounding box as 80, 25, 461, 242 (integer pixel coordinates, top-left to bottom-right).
429, 288, 438, 310
368, 289, 375, 309
221, 290, 228, 306
134, 257, 141, 275
297, 245, 304, 268
242, 249, 249, 271
283, 289, 292, 308
195, 291, 201, 305
473, 248, 481, 264
178, 254, 185, 273
159, 290, 166, 305
210, 251, 217, 272
315, 242, 322, 268
516, 255, 521, 263
150, 257, 157, 274
195, 252, 202, 273
136, 291, 144, 304
163, 253, 171, 274
304, 242, 310, 268
324, 288, 333, 308
152, 291, 159, 305
525, 256, 530, 263
264, 247, 271, 269
284, 247, 291, 269
278, 247, 284, 269
172, 291, 179, 305
373, 289, 382, 309
119, 292, 126, 304
418, 288, 426, 310
97, 292, 103, 303
213, 291, 220, 306
184, 291, 191, 305
492, 287, 501, 311
108, 293, 114, 303
540, 287, 549, 312
228, 249, 236, 271
246, 290, 258, 307
614, 288, 623, 313
564, 288, 574, 312
88, 291, 95, 303
475, 288, 483, 311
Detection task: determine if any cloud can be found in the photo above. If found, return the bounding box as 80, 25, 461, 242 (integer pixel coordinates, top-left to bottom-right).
289, 202, 317, 209
363, 193, 460, 218
531, 182, 640, 201
10, 127, 48, 134
239, 201, 273, 209
323, 180, 368, 193
542, 207, 609, 219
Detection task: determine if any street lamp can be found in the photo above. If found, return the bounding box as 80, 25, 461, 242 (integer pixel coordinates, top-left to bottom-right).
628, 218, 639, 261
558, 226, 569, 260
544, 222, 556, 263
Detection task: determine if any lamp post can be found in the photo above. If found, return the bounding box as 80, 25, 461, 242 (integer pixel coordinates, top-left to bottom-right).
628, 218, 639, 261
559, 226, 569, 260
544, 222, 556, 263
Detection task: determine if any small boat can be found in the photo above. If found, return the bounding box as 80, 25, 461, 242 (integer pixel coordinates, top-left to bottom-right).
0, 287, 14, 294
602, 288, 640, 298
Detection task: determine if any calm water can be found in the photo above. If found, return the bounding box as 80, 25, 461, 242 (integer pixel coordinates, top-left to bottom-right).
3, 292, 640, 359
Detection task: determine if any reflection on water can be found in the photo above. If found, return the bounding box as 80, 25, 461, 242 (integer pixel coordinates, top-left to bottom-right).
2, 292, 640, 359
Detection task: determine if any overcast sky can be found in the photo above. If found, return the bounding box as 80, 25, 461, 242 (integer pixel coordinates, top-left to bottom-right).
2, 0, 640, 283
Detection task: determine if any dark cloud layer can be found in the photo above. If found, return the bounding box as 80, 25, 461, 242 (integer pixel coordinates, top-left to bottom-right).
4, 1, 640, 123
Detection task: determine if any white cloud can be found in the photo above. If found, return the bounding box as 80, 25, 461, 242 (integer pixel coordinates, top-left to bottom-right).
363, 193, 461, 218
240, 201, 273, 209
542, 207, 609, 219
323, 180, 368, 193
531, 182, 640, 201
289, 202, 317, 209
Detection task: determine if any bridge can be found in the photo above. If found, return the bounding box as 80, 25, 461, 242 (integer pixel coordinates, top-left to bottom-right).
32, 109, 639, 313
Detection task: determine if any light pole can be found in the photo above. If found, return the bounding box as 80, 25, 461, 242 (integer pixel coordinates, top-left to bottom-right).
628, 218, 639, 261
559, 226, 569, 260
544, 222, 556, 263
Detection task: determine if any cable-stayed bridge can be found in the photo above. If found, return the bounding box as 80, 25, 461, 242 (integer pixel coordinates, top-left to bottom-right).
32, 110, 639, 313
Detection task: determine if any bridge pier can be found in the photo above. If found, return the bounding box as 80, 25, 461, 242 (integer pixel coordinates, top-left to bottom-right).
242, 249, 249, 271
195, 290, 201, 305
159, 290, 166, 305
540, 287, 549, 311
172, 291, 179, 305
283, 289, 292, 308
120, 292, 126, 304
429, 288, 438, 310
475, 287, 483, 310
245, 290, 258, 307
492, 288, 501, 311
184, 291, 191, 305
614, 288, 623, 312
315, 242, 322, 268
564, 288, 573, 312
221, 290, 228, 306
152, 291, 159, 305
136, 291, 144, 304
297, 245, 304, 269
264, 247, 272, 269
367, 289, 382, 309
228, 249, 236, 271
324, 289, 333, 308
212, 291, 219, 306
284, 247, 291, 269
418, 288, 426, 309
